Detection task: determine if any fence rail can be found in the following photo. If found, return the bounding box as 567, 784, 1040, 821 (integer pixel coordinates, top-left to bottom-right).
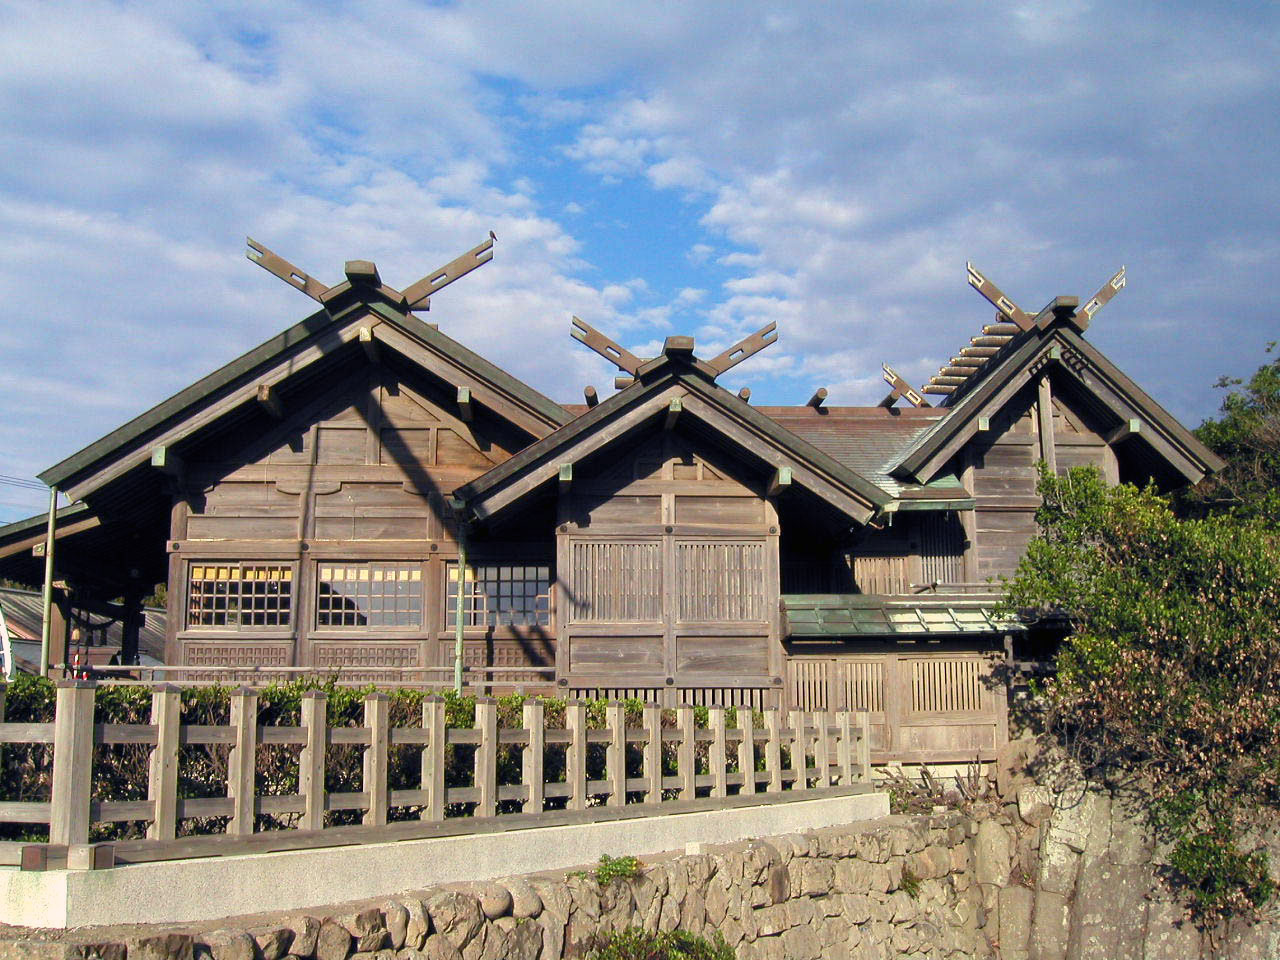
0, 680, 870, 867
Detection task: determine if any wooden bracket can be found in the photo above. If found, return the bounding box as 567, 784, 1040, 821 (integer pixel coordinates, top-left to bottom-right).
457, 387, 473, 422
664, 397, 682, 431
768, 466, 792, 497
1074, 266, 1126, 330
400, 236, 495, 311
966, 262, 1033, 331
256, 384, 283, 420
571, 317, 644, 375
359, 326, 379, 362
558, 463, 573, 493
1105, 418, 1142, 444
705, 322, 778, 376
150, 446, 183, 478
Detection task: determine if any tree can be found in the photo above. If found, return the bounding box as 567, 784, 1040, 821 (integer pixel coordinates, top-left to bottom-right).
1002, 466, 1280, 925
1184, 342, 1280, 521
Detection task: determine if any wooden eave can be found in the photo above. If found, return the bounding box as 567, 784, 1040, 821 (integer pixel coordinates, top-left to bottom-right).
454, 363, 892, 526
892, 324, 1225, 485
38, 298, 571, 502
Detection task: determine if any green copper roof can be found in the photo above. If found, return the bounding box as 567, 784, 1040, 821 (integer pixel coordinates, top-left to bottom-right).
782, 594, 1021, 637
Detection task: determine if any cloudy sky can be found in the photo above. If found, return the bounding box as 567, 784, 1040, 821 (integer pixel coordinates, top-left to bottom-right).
0, 1, 1276, 521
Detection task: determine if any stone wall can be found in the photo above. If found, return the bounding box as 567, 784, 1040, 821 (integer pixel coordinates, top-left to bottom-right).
6, 779, 1279, 960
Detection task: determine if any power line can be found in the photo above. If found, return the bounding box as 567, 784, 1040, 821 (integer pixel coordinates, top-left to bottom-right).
0, 476, 46, 492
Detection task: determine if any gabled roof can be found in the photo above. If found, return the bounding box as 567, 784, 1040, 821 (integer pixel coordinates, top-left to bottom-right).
454, 349, 894, 525
891, 319, 1225, 485
40, 294, 572, 502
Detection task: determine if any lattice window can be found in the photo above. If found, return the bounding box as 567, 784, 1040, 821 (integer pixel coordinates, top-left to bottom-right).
676, 540, 766, 621
316, 563, 423, 628
446, 562, 551, 627
569, 541, 662, 622
910, 657, 986, 713
186, 563, 293, 629
919, 513, 966, 585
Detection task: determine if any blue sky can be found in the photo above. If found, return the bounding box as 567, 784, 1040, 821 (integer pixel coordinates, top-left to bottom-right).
1, 1, 1277, 521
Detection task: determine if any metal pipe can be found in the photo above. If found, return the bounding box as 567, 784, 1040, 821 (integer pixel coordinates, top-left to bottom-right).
39, 486, 57, 678
454, 530, 466, 696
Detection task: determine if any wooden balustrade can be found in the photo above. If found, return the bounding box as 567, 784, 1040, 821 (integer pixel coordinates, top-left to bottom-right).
0, 680, 872, 867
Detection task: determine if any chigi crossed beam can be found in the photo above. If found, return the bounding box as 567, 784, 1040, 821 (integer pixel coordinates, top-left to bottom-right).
570, 316, 778, 390
246, 234, 497, 312
884, 263, 1127, 403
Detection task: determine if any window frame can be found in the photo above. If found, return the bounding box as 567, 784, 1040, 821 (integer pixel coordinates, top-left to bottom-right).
313, 560, 426, 632
444, 560, 553, 631
183, 561, 297, 634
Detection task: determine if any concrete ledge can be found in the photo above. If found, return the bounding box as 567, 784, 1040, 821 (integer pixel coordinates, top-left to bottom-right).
0, 790, 888, 928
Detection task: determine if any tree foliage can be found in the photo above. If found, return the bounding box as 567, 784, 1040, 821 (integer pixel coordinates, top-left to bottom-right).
1002, 466, 1280, 925
1184, 341, 1280, 521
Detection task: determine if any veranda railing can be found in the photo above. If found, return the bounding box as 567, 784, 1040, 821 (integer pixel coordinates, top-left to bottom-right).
0, 680, 871, 868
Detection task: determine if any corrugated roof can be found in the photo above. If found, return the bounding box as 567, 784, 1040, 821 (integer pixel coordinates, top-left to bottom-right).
0, 586, 167, 664
782, 594, 1020, 637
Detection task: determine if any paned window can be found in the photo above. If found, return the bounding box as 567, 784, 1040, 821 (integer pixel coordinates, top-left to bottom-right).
187, 563, 293, 629
316, 563, 423, 628
446, 562, 551, 627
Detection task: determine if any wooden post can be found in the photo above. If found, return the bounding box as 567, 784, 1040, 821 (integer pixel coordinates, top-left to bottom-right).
605, 701, 625, 808
421, 696, 445, 822
709, 707, 727, 799
146, 684, 180, 840
566, 700, 587, 812
813, 710, 830, 788
522, 699, 544, 814
737, 707, 756, 796
50, 679, 94, 846
299, 690, 327, 831
642, 702, 662, 805
474, 697, 497, 817
227, 687, 258, 836
363, 692, 389, 826
837, 711, 854, 786
676, 704, 695, 801
38, 487, 57, 678
856, 710, 872, 782
790, 709, 808, 791
763, 706, 782, 793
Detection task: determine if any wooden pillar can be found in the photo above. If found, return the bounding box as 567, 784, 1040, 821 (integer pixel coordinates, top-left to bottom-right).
676, 704, 696, 800
146, 684, 181, 840
812, 710, 830, 787
227, 687, 258, 836
566, 700, 587, 811
363, 692, 390, 826
473, 697, 497, 817
605, 701, 625, 807
709, 706, 728, 798
737, 708, 756, 796
522, 699, 545, 814
421, 696, 446, 821
642, 702, 662, 805
763, 706, 783, 793
50, 680, 95, 846
299, 690, 327, 831
1037, 375, 1057, 475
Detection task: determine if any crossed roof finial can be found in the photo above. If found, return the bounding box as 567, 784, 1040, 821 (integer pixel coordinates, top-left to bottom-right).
569, 317, 777, 382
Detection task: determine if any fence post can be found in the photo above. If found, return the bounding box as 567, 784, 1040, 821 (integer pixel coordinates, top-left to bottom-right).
676, 704, 695, 801
146, 684, 181, 840
813, 710, 830, 788
605, 701, 625, 808
737, 707, 756, 796
227, 686, 258, 836
50, 679, 95, 846
763, 705, 782, 793
709, 706, 727, 799
565, 700, 587, 812
837, 711, 854, 786
363, 692, 389, 826
299, 690, 327, 831
522, 699, 544, 814
474, 697, 497, 817
790, 709, 808, 791
856, 710, 872, 781
421, 696, 445, 821
642, 702, 662, 805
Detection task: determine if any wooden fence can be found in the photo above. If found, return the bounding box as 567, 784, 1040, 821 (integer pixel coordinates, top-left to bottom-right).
0, 680, 871, 867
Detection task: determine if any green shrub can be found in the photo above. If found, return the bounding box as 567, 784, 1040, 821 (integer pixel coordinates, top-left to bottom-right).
587, 927, 735, 960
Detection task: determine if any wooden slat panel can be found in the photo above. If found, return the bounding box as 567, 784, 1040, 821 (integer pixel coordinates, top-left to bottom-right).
675, 540, 766, 622
569, 541, 662, 622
